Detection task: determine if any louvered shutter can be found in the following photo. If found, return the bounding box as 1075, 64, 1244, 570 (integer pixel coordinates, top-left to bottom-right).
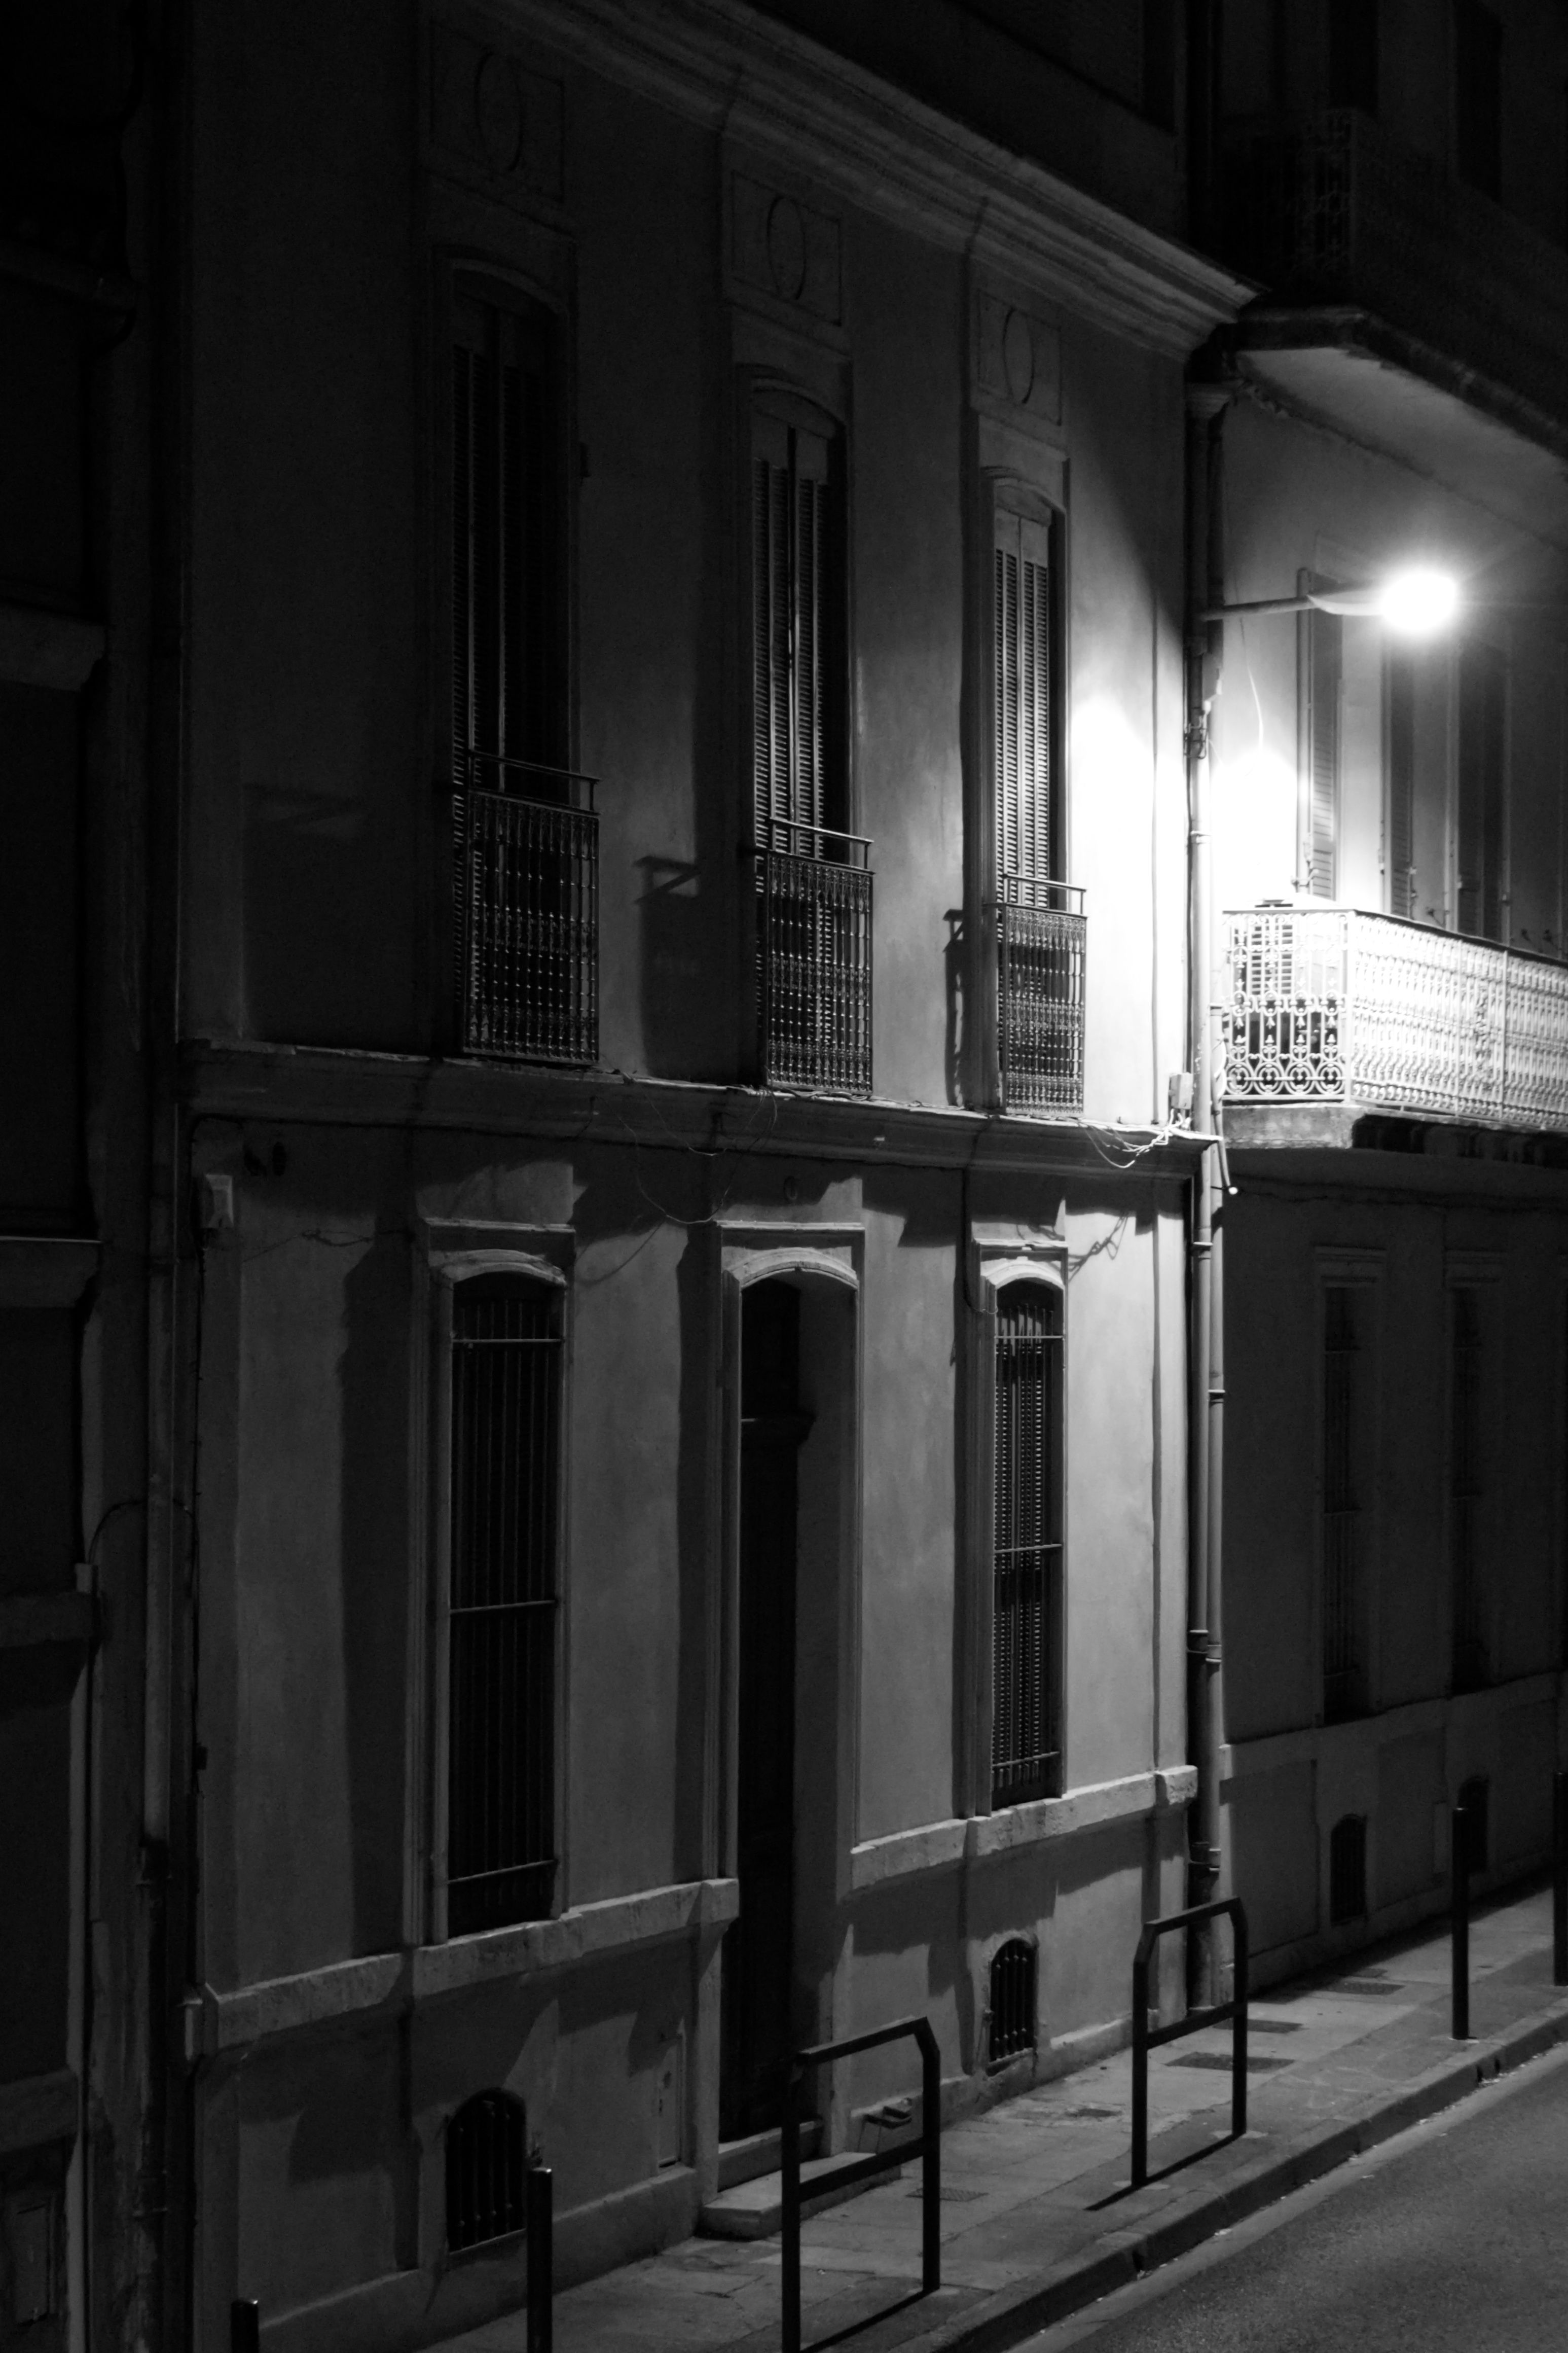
1385, 647, 1416, 918
994, 511, 1054, 885
992, 1280, 1063, 1806
752, 414, 832, 846
1456, 640, 1506, 941
1305, 608, 1341, 899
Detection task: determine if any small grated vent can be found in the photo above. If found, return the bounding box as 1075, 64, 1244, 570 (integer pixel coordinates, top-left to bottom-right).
988, 1939, 1037, 2065
1329, 1814, 1367, 1926
447, 2090, 528, 2252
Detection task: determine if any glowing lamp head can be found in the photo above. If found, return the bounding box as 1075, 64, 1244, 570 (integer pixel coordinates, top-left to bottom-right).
1376, 567, 1460, 636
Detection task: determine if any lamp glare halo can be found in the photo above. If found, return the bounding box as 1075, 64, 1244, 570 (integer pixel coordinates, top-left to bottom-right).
1377, 567, 1459, 635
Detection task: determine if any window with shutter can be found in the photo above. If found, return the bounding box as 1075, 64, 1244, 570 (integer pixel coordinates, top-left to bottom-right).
1456, 639, 1506, 940
444, 1272, 562, 1934
990, 502, 1082, 1112
748, 397, 869, 1093
450, 280, 596, 1064
991, 1281, 1063, 1806
1303, 607, 1341, 900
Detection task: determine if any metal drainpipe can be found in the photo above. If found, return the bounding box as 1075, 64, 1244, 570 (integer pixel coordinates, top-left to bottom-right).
1185, 378, 1229, 2006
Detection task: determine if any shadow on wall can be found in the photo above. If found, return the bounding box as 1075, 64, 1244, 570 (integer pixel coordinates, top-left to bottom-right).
637, 854, 737, 1081
339, 1226, 412, 1958
246, 780, 411, 1048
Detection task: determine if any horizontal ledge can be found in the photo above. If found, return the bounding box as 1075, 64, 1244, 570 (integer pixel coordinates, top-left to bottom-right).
850, 1767, 1198, 1890
180, 1042, 1200, 1179
201, 1876, 740, 2053
0, 1235, 101, 1307
0, 1591, 97, 1651
1222, 1670, 1562, 1784
0, 603, 106, 691
0, 2067, 77, 2159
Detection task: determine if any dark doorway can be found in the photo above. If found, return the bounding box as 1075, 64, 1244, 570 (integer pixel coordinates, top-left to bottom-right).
721, 1279, 812, 2140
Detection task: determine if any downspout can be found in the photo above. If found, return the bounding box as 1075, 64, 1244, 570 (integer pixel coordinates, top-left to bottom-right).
1185, 377, 1229, 2004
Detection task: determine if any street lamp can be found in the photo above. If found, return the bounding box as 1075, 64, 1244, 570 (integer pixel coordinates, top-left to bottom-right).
1199, 564, 1462, 635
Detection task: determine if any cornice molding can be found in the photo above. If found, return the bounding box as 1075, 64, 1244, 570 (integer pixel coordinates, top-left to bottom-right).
181, 1038, 1201, 1182
481, 0, 1251, 355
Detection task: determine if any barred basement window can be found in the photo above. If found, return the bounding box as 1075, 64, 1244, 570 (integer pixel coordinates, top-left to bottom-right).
749, 396, 870, 1095
991, 503, 1084, 1113
1329, 1814, 1367, 1926
447, 2090, 527, 2251
1450, 1289, 1487, 1692
1457, 1775, 1490, 1874
988, 1939, 1037, 2065
451, 278, 596, 1065
992, 1281, 1064, 1806
445, 1273, 561, 1935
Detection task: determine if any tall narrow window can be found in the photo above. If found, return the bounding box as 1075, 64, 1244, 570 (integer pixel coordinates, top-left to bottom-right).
749, 399, 869, 1094
1450, 1287, 1487, 1691
1322, 1285, 1369, 1720
1456, 640, 1506, 940
992, 503, 1083, 1112
1302, 605, 1341, 899
1385, 645, 1416, 918
451, 281, 596, 1065
1454, 0, 1502, 199
992, 1281, 1064, 1805
1329, 0, 1378, 113
446, 1273, 562, 1934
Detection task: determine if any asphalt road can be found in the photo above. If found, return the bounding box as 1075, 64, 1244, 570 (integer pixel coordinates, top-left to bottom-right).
1031, 2045, 1568, 2353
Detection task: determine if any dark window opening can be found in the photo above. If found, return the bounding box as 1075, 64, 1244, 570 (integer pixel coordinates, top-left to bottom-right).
447, 2090, 528, 2251
992, 1282, 1064, 1805
1454, 0, 1502, 200
988, 1938, 1038, 2064
1329, 1814, 1367, 1924
451, 280, 596, 1065
1322, 1285, 1367, 1722
447, 1274, 561, 1935
1329, 0, 1379, 114
1450, 1289, 1487, 1693
1456, 1775, 1490, 1873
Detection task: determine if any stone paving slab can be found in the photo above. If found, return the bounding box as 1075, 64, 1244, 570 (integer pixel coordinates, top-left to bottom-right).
436, 1882, 1568, 2353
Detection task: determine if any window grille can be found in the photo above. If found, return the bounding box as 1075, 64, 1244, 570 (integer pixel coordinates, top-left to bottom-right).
1329, 1814, 1367, 1925
991, 510, 1083, 1112
451, 284, 596, 1064
992, 1282, 1063, 1806
988, 1939, 1037, 2064
446, 2090, 528, 2251
1456, 1774, 1490, 1874
447, 1275, 561, 1935
1450, 1289, 1487, 1692
1322, 1285, 1365, 1722
750, 406, 869, 1093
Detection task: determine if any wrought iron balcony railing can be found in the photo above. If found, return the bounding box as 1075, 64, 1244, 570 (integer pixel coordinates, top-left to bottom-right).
456, 754, 598, 1065
1221, 110, 1568, 432
755, 821, 873, 1096
996, 875, 1086, 1115
1224, 904, 1568, 1130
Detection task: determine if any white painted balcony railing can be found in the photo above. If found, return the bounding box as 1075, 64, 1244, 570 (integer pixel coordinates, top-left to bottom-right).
1223, 905, 1568, 1131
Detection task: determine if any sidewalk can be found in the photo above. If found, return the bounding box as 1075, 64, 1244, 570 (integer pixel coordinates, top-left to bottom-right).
443, 1882, 1568, 2353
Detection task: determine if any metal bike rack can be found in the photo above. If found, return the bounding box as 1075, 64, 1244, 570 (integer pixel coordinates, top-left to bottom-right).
1130, 1897, 1249, 2189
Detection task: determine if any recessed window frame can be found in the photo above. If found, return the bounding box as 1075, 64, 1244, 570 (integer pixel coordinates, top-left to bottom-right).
966, 1230, 1069, 1816
1314, 1251, 1384, 1726
422, 1235, 574, 1943
1446, 1255, 1502, 1694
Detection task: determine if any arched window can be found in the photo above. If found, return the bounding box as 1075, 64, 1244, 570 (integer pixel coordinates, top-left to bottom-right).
988, 1938, 1037, 2065
446, 2089, 527, 2251
445, 1271, 562, 1935
1328, 1814, 1366, 1925
992, 1281, 1064, 1805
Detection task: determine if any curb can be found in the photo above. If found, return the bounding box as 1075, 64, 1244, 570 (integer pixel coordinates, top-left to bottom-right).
913, 1994, 1568, 2353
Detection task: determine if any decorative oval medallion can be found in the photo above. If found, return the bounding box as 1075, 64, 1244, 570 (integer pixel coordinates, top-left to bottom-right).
474, 50, 524, 174
1002, 307, 1036, 404
765, 195, 808, 301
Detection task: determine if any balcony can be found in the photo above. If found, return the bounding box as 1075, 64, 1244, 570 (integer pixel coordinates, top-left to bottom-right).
996, 876, 1086, 1115
1223, 905, 1568, 1134
1221, 110, 1568, 434
755, 823, 873, 1096
457, 756, 599, 1065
